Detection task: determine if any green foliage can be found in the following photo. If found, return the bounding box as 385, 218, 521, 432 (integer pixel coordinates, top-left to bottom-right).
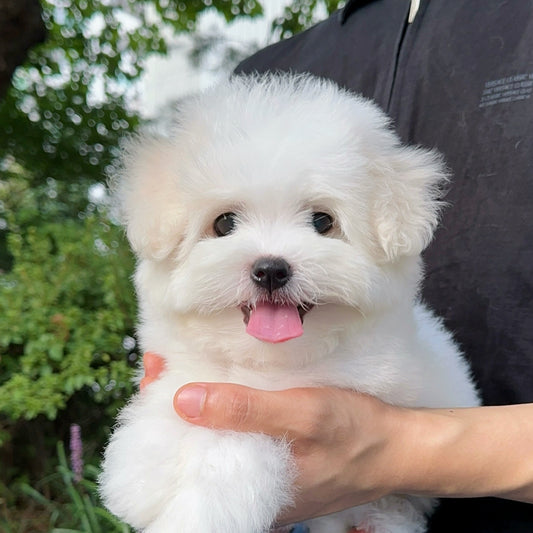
0, 179, 137, 532
0, 178, 137, 424
273, 0, 345, 39
0, 0, 264, 213
8, 441, 131, 532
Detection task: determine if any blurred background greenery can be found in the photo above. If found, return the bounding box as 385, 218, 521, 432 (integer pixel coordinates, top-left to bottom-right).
0, 0, 343, 530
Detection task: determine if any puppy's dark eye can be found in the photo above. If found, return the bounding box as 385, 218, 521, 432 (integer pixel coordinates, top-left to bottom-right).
213, 212, 238, 237
312, 212, 333, 234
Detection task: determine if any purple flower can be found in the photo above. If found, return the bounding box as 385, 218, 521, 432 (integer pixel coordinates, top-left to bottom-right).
69, 423, 83, 483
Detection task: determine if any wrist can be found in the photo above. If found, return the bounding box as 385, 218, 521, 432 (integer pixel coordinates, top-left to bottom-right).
371, 404, 436, 498
390, 407, 466, 497
344, 398, 423, 501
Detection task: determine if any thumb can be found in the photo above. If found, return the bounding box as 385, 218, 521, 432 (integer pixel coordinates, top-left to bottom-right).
173, 383, 298, 436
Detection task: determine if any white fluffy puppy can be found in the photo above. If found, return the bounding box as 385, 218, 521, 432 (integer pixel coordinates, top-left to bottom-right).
100, 74, 479, 533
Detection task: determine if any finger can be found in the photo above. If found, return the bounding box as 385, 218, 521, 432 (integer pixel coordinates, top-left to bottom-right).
173, 383, 319, 437
140, 352, 166, 391
143, 351, 165, 378
140, 375, 157, 391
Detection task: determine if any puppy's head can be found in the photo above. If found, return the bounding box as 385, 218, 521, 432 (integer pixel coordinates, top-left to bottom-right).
111, 74, 447, 355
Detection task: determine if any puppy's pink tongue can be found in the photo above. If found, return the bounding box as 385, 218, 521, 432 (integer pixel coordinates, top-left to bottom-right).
246, 302, 303, 343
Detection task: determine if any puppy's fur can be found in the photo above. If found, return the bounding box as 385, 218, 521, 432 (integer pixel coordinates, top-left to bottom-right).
100, 74, 479, 533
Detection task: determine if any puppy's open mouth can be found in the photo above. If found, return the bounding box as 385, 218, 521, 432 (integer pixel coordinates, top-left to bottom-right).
240, 302, 312, 343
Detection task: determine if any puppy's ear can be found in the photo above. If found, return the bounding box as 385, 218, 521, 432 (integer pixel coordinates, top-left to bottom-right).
371, 143, 448, 262
109, 135, 185, 260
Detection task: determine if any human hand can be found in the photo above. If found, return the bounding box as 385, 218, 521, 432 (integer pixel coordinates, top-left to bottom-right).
173, 382, 407, 525
140, 351, 166, 391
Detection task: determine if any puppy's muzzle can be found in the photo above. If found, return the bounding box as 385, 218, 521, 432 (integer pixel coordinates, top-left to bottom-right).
250, 257, 292, 294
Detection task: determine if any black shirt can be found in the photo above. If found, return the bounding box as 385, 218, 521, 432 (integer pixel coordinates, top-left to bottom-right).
235, 0, 533, 530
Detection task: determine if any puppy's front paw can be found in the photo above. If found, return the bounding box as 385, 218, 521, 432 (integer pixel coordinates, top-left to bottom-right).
140, 431, 296, 533
158, 431, 295, 533
102, 415, 295, 533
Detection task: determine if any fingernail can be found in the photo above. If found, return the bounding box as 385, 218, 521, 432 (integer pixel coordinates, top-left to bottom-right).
174, 385, 207, 419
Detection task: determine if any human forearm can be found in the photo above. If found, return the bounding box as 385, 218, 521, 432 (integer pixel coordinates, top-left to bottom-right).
393, 403, 533, 503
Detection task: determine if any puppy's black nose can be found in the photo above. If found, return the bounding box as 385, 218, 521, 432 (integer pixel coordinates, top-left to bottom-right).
251, 257, 292, 293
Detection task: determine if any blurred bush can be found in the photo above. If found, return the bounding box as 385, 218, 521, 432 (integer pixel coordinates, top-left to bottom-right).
0, 175, 137, 421
0, 176, 137, 531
